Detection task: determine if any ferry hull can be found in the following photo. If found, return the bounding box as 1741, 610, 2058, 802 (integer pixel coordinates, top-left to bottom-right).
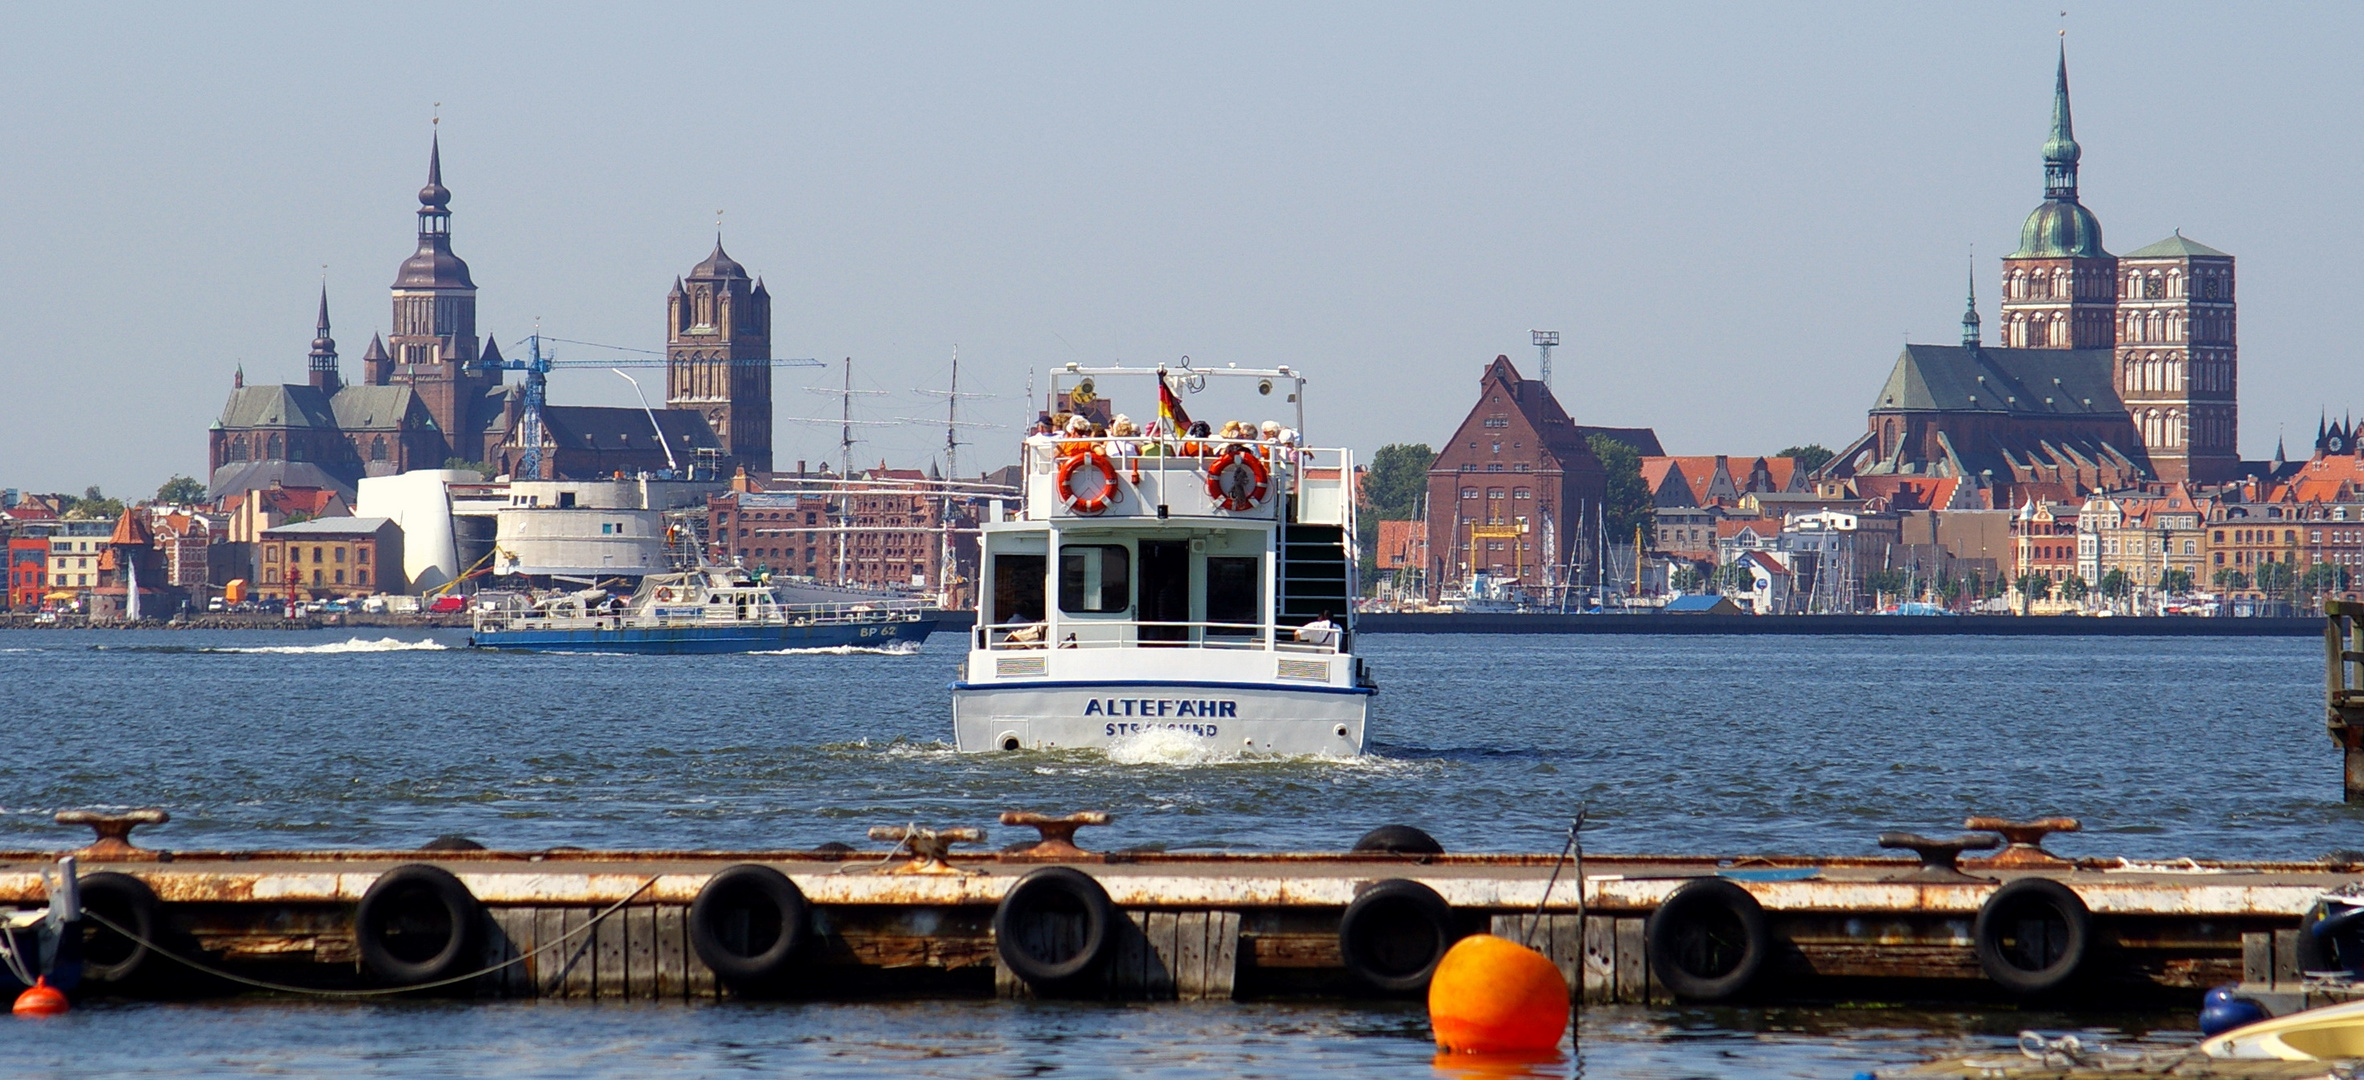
950, 680, 1368, 755
475, 617, 935, 655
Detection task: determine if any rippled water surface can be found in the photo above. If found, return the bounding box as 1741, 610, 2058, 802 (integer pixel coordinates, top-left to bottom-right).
0, 629, 2340, 1076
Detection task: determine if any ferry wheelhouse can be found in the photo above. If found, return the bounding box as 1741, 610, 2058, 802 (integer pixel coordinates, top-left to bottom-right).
953, 364, 1373, 755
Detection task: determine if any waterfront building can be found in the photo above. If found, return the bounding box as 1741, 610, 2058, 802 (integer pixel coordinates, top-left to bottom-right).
1824, 48, 2242, 505
2012, 501, 2082, 586
1421, 355, 1626, 599
707, 464, 1003, 604
1372, 519, 1428, 586
8, 534, 48, 609
43, 520, 114, 604
257, 518, 405, 601
2076, 485, 2207, 593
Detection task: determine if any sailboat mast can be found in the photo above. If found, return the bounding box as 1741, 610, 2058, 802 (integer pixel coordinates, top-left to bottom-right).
837, 357, 853, 587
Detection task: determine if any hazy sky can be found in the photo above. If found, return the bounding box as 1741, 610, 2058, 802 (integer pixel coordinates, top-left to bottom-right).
6, 3, 2360, 496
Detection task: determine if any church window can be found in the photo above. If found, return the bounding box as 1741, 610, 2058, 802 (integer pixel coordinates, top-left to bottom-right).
267, 434, 283, 459
370, 436, 388, 462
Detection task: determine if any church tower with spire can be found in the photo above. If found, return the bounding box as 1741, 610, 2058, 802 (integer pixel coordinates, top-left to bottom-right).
385, 133, 495, 463
307, 286, 341, 394
1999, 45, 2118, 351
665, 239, 774, 474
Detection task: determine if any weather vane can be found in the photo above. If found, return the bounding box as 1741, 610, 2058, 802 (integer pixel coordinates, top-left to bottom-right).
433, 101, 441, 126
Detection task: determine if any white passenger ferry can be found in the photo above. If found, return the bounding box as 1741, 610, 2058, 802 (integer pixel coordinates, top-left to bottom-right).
952, 363, 1374, 755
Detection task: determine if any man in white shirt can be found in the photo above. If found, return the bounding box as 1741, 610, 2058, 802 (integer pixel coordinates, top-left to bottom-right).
1293, 610, 1338, 648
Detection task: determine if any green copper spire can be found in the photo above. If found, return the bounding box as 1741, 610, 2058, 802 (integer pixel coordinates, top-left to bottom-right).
2041, 42, 2080, 199
1961, 262, 1981, 347
2010, 42, 2107, 259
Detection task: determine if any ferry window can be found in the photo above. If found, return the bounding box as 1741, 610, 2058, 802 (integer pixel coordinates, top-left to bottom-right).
1059, 545, 1130, 614
1206, 556, 1258, 631
993, 554, 1047, 624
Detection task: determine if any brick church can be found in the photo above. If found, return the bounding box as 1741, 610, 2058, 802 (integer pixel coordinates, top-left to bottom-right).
211, 136, 775, 493
1825, 47, 2240, 506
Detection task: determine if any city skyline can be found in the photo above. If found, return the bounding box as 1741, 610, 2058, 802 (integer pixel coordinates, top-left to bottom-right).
4, 3, 2359, 494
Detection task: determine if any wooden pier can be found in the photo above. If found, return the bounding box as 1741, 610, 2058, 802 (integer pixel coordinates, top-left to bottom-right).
2, 813, 2355, 1008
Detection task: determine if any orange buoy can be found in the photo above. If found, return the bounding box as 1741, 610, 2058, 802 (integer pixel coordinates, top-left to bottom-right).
13, 976, 67, 1017
1427, 934, 1568, 1054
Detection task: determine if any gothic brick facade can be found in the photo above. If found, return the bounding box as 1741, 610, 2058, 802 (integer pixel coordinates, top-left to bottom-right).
666, 242, 774, 475
1422, 356, 1608, 598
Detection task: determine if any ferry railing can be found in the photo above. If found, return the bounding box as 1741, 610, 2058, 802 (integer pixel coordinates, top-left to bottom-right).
974, 619, 1341, 654
1016, 436, 1334, 521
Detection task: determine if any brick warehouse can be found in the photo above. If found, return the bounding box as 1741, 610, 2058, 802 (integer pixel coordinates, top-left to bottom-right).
1424, 355, 1656, 599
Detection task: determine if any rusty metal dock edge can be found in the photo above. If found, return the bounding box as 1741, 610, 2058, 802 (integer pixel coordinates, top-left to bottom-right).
0, 851, 2348, 914
5, 851, 2352, 1005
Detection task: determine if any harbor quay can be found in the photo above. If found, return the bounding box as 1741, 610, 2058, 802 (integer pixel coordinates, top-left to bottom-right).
4, 811, 2353, 1011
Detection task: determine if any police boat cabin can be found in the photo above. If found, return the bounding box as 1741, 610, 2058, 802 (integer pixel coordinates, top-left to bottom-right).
953, 363, 1373, 755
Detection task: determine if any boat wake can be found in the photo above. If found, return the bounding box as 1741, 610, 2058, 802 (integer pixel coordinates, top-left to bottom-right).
749, 641, 923, 657
1102, 729, 1364, 767
203, 637, 452, 655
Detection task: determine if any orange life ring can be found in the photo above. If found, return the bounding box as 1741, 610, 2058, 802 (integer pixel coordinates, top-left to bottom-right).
1058, 448, 1120, 514
1206, 447, 1271, 511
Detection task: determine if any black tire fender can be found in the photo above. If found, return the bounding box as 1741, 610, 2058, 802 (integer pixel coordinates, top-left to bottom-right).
688, 864, 814, 990
1973, 877, 2092, 995
1645, 878, 1770, 1002
356, 863, 486, 986
1351, 825, 1445, 856
1337, 878, 1453, 993
993, 867, 1118, 989
77, 871, 161, 986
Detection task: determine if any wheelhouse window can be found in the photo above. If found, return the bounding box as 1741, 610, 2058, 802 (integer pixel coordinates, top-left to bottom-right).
1206, 556, 1258, 632
993, 554, 1047, 624
1059, 545, 1130, 614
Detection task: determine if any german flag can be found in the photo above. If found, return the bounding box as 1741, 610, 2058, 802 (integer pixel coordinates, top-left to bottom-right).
1157, 366, 1192, 431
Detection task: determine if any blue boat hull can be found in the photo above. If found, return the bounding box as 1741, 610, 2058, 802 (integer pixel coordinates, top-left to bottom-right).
473, 617, 937, 654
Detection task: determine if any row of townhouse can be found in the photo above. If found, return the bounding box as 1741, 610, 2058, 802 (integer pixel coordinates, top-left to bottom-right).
2002, 438, 2364, 606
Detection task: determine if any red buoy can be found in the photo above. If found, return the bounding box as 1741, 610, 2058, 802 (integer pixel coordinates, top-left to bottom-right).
14, 976, 68, 1016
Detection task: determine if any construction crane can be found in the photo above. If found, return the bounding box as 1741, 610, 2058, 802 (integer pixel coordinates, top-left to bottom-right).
469, 334, 819, 480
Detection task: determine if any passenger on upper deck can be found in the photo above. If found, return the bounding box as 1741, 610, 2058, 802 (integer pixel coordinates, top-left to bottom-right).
1294, 610, 1339, 649
1056, 414, 1095, 455
1108, 415, 1143, 480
